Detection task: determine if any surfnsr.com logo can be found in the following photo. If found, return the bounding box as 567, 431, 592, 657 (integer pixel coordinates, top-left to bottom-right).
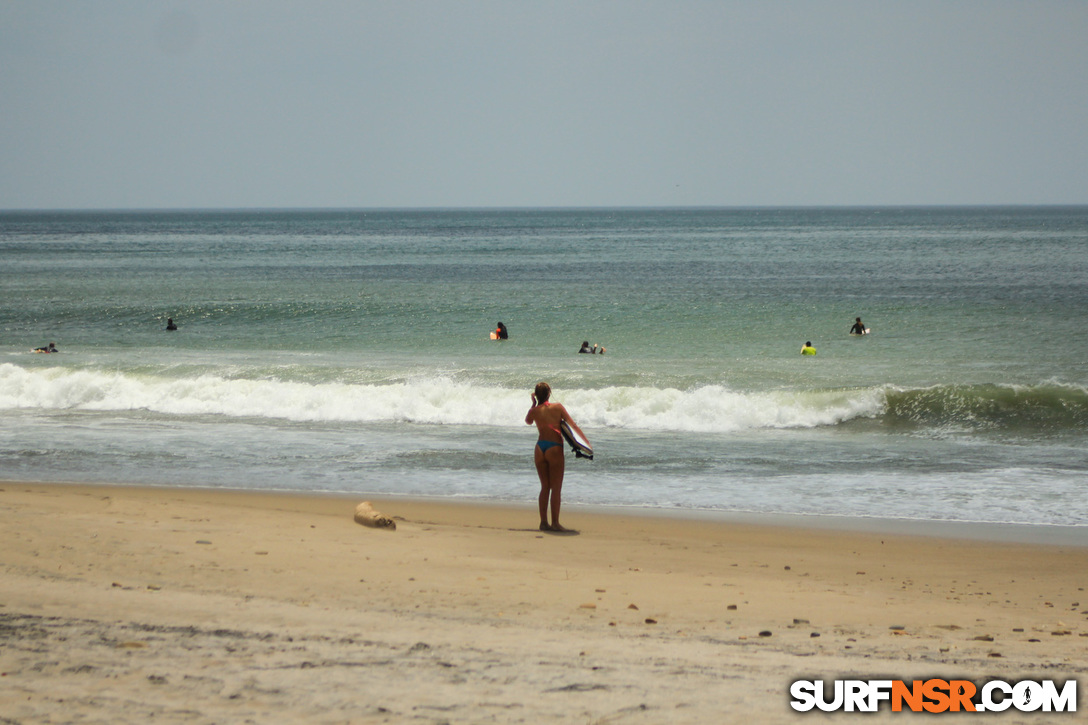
790, 678, 1077, 713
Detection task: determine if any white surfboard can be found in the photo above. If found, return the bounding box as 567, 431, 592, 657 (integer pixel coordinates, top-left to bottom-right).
560, 420, 593, 460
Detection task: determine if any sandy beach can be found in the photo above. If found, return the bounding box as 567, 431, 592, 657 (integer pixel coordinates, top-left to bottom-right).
1, 483, 1085, 723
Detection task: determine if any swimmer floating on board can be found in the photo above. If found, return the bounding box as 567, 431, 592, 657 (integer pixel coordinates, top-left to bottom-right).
850, 317, 870, 335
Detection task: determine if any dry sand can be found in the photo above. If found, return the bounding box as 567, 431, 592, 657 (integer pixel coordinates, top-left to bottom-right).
1, 482, 1085, 723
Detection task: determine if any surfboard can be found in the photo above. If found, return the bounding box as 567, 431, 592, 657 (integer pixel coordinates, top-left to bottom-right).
560, 420, 593, 460
850, 328, 871, 336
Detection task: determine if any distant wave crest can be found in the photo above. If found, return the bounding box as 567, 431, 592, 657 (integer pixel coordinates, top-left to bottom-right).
883, 382, 1088, 433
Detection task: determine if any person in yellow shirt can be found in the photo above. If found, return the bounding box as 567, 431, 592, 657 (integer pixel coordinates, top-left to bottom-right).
801, 341, 817, 355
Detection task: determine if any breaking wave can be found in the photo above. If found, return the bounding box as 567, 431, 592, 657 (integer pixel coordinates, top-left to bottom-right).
1, 364, 1084, 435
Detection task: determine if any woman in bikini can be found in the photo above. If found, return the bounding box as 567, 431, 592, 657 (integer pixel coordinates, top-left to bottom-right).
524, 381, 589, 532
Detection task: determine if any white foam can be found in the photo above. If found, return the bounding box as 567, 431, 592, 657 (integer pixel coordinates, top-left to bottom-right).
0, 364, 885, 432
568, 385, 885, 432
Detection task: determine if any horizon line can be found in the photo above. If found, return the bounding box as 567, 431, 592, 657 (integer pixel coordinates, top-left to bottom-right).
3, 203, 1087, 214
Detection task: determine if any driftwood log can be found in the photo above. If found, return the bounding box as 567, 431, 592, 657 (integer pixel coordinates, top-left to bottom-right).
353, 501, 396, 530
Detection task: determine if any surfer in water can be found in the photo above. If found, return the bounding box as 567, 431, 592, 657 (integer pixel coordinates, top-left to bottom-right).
525, 381, 588, 533
494, 322, 508, 340
850, 317, 866, 335
801, 341, 817, 355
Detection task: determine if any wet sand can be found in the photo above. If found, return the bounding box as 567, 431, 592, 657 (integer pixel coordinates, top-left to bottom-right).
1, 483, 1085, 723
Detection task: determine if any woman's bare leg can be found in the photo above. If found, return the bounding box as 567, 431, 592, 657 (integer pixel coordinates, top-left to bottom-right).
544, 446, 566, 531
534, 447, 552, 530
534, 446, 568, 532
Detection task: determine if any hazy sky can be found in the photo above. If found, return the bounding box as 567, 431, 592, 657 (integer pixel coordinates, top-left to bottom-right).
2, 1, 1086, 209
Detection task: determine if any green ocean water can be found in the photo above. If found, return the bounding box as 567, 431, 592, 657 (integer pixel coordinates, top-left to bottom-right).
2, 207, 1086, 525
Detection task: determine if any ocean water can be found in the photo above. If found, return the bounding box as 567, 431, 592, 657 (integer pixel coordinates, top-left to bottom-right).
2, 207, 1086, 527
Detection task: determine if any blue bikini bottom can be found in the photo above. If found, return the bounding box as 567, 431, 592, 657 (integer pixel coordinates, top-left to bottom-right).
536, 440, 562, 453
